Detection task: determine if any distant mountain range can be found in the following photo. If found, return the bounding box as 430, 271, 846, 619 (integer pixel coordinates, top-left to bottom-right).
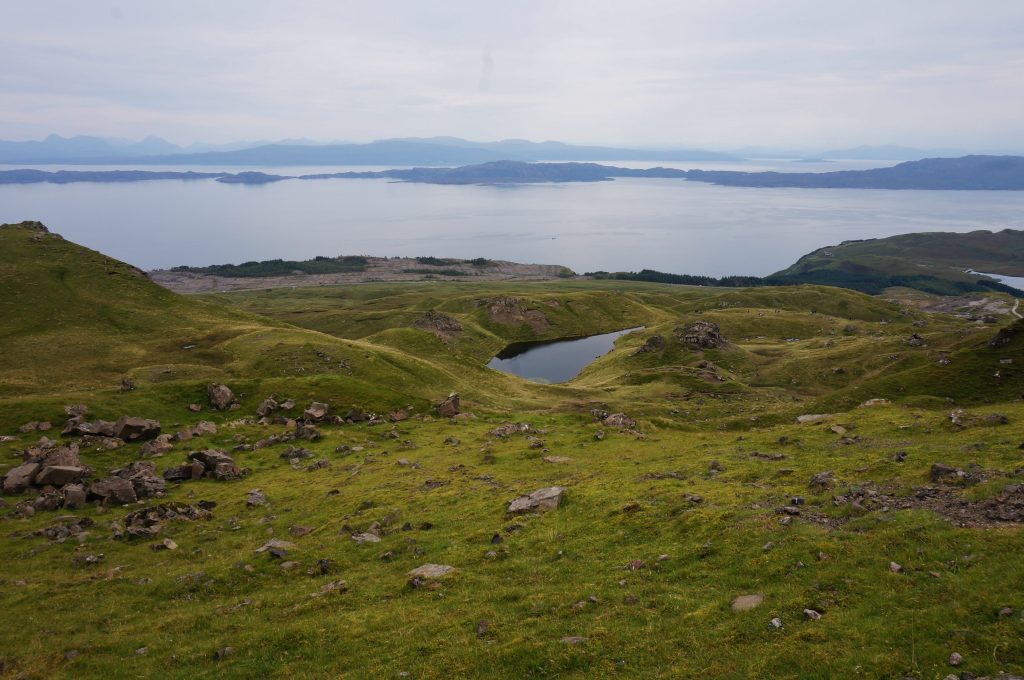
4, 156, 1024, 190
0, 135, 737, 166
0, 134, 1001, 166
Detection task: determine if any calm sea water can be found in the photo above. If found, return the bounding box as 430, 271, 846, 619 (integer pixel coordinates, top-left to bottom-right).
487, 327, 644, 383
2, 160, 1023, 276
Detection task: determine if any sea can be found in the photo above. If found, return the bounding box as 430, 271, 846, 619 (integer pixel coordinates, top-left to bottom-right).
2, 159, 1023, 277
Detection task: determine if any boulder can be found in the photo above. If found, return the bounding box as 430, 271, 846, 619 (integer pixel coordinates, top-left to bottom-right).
507, 486, 565, 514
2, 462, 40, 493
113, 416, 161, 442
140, 434, 174, 457
62, 484, 87, 509
90, 476, 138, 505
207, 383, 235, 411
303, 402, 329, 422
35, 465, 87, 487
407, 563, 455, 579
256, 397, 279, 418
62, 418, 116, 437
438, 393, 460, 418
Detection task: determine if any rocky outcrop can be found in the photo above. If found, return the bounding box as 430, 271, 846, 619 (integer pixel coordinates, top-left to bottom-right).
632, 334, 665, 355
479, 296, 549, 332
414, 311, 464, 341
674, 320, 726, 349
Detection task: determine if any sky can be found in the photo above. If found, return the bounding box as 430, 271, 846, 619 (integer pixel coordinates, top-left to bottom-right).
2, 0, 1023, 150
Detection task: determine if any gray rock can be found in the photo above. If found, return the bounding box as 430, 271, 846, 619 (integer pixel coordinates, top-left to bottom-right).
507, 486, 565, 514
62, 483, 87, 509
407, 563, 455, 579
2, 462, 41, 493
207, 383, 236, 411
112, 416, 161, 442
303, 401, 329, 422
438, 393, 460, 418
90, 476, 138, 505
35, 465, 87, 487
602, 413, 636, 429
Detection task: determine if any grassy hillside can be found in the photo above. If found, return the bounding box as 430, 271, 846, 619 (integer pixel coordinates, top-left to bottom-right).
1, 223, 1023, 679
770, 229, 1024, 295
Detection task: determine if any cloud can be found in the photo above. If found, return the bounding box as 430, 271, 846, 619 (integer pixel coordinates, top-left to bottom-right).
1, 0, 1022, 150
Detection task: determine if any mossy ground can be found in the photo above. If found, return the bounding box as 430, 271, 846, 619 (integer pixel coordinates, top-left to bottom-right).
1, 222, 1022, 678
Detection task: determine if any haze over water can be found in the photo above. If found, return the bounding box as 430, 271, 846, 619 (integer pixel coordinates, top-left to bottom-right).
2, 162, 1023, 276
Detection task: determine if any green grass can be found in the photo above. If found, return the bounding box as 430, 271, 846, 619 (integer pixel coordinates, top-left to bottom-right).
1, 221, 1023, 678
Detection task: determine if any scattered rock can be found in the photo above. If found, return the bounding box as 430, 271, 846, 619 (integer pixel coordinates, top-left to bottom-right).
543, 456, 572, 464
438, 393, 461, 418
561, 636, 587, 645
207, 384, 236, 411
889, 561, 903, 573
303, 402, 329, 422
112, 416, 161, 442
255, 538, 296, 555
213, 647, 234, 662
507, 486, 565, 514
407, 563, 455, 580
948, 652, 963, 667
489, 422, 531, 438
803, 609, 822, 620
89, 476, 138, 505
602, 413, 636, 429
246, 489, 267, 508
809, 471, 835, 490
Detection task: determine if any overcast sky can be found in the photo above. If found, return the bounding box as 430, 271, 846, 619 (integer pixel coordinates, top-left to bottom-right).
2, 0, 1022, 150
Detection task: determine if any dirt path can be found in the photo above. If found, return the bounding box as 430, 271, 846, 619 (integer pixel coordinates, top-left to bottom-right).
1013, 298, 1022, 319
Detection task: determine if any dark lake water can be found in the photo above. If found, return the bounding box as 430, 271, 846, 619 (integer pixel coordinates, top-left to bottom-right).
487, 327, 644, 383
2, 160, 1024, 277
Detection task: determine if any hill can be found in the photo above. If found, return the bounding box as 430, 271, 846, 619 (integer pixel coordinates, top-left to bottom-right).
683, 155, 1024, 189
1, 223, 1023, 678
770, 229, 1024, 295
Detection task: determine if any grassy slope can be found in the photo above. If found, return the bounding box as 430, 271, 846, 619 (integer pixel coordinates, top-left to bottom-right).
1, 225, 1023, 678
769, 229, 1024, 295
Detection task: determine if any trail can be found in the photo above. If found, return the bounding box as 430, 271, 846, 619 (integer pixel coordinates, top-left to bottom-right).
1012, 298, 1022, 319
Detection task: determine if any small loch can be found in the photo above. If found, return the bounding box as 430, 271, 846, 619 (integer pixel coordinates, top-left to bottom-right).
487, 326, 644, 383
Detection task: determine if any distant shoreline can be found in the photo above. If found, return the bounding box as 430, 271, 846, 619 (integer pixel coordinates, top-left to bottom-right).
2, 156, 1023, 189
